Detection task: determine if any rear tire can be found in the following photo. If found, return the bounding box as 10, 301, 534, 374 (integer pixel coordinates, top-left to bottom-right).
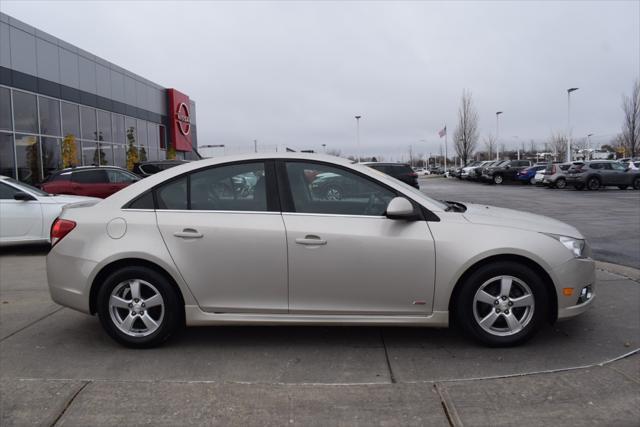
454, 261, 548, 347
587, 177, 601, 191
555, 178, 566, 189
97, 266, 183, 348
633, 177, 640, 190
493, 175, 503, 185
618, 185, 628, 190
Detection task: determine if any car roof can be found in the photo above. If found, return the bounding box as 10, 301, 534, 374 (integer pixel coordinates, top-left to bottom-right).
51, 165, 133, 174
361, 162, 410, 166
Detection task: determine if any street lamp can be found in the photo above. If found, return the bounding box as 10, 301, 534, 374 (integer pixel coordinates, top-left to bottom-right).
355, 115, 362, 162
567, 88, 579, 162
322, 143, 327, 154
495, 111, 503, 160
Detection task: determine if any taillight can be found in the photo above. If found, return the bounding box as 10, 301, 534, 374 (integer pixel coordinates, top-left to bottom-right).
408, 172, 418, 177
51, 218, 76, 246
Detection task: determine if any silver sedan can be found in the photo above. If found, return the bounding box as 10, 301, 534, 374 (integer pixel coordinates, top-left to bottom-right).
46, 154, 595, 348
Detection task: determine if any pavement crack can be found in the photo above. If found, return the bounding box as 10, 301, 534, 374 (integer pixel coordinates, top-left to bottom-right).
606, 365, 640, 385
0, 306, 64, 342
379, 329, 396, 384
49, 380, 91, 427
434, 382, 463, 427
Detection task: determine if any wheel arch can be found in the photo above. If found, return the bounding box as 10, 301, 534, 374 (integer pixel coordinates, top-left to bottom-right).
89, 258, 186, 316
448, 254, 558, 325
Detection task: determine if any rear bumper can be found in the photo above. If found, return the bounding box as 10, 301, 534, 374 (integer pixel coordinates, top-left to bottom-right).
47, 251, 95, 314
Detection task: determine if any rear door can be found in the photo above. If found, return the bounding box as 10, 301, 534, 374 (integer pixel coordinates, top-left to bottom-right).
71, 170, 110, 197
608, 162, 627, 185
155, 161, 288, 313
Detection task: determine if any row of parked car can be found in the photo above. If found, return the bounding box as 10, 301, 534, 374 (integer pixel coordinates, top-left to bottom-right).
449, 158, 640, 190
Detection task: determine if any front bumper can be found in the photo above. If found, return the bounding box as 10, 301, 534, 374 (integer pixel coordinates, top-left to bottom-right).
553, 257, 596, 321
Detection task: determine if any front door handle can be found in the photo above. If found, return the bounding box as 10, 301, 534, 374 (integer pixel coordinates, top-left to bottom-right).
174, 228, 203, 239
295, 235, 327, 246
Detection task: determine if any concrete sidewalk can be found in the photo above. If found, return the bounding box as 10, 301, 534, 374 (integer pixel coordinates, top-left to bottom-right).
1, 254, 638, 426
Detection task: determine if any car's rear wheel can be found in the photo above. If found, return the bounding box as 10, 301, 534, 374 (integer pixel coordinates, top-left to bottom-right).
618, 185, 628, 190
633, 177, 640, 190
455, 261, 548, 347
97, 266, 183, 348
587, 177, 600, 191
554, 178, 566, 189
493, 175, 503, 185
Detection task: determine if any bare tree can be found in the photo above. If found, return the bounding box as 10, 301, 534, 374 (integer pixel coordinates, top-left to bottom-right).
453, 89, 479, 166
483, 133, 496, 159
529, 139, 537, 154
549, 132, 567, 160
621, 79, 640, 157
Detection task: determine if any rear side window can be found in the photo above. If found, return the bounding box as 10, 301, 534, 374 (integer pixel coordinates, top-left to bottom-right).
50, 173, 71, 182
72, 170, 109, 183
156, 177, 187, 210
0, 182, 19, 199
128, 191, 155, 209
589, 163, 602, 170
393, 165, 413, 175
140, 164, 161, 174
107, 169, 137, 183
190, 162, 267, 211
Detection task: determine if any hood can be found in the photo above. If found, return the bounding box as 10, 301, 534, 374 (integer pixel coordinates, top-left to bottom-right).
462, 203, 583, 238
44, 194, 101, 206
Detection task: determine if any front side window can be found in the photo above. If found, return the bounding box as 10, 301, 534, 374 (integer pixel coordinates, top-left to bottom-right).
190, 162, 267, 211
611, 162, 626, 171
72, 170, 109, 184
285, 162, 396, 216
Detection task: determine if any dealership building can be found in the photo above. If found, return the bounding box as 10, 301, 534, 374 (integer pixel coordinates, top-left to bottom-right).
0, 12, 198, 184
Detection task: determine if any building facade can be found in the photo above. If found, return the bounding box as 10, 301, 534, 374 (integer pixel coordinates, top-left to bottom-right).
0, 12, 198, 185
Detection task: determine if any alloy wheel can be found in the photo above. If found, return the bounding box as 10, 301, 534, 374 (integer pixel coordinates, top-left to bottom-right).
109, 279, 165, 337
494, 175, 503, 184
555, 178, 566, 189
472, 275, 535, 337
587, 178, 600, 191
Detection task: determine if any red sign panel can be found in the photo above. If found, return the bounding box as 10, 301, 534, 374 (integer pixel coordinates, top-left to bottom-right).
167, 88, 193, 152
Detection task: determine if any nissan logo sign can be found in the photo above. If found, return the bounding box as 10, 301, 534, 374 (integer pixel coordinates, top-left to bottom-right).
175, 102, 191, 136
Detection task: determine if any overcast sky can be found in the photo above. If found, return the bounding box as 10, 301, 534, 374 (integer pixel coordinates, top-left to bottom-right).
2, 1, 639, 160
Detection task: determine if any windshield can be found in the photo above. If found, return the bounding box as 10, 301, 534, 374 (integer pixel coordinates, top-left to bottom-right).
3, 177, 49, 197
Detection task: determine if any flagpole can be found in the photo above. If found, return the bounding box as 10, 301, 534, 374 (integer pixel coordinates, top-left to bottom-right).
444, 125, 448, 173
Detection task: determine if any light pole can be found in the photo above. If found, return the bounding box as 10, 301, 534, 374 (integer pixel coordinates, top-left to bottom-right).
322, 143, 326, 154
355, 115, 362, 162
495, 111, 503, 160
567, 88, 579, 162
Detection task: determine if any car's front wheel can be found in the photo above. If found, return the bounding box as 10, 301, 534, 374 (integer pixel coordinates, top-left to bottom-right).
493, 174, 503, 185
554, 178, 567, 189
633, 177, 640, 190
455, 261, 548, 347
97, 266, 183, 348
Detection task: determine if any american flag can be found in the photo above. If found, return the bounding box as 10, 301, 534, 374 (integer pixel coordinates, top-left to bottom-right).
438, 126, 447, 138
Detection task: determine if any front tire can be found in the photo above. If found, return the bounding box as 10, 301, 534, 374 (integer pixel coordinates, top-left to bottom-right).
555, 178, 566, 189
587, 177, 601, 191
493, 174, 503, 185
97, 266, 183, 348
454, 261, 548, 347
633, 177, 640, 190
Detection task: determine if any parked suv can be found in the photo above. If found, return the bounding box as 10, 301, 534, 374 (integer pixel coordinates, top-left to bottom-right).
540, 162, 582, 189
481, 160, 532, 184
41, 166, 140, 198
363, 162, 419, 188
566, 160, 640, 190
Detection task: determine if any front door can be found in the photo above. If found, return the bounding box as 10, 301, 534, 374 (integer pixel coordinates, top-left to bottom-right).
155, 161, 288, 313
0, 182, 43, 242
280, 161, 436, 315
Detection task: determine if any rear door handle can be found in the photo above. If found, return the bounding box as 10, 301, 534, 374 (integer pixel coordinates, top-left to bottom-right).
174, 228, 203, 239
295, 235, 327, 246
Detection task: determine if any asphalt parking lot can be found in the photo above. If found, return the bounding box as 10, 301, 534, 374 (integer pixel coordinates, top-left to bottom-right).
420, 177, 640, 269
1, 251, 639, 425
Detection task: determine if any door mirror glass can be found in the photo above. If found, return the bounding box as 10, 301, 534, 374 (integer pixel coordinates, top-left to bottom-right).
386, 197, 415, 219
13, 191, 35, 201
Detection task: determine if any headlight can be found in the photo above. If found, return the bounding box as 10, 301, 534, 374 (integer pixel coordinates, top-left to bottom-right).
544, 234, 585, 258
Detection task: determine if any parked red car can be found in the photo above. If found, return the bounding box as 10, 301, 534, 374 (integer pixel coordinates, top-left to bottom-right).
40, 166, 140, 198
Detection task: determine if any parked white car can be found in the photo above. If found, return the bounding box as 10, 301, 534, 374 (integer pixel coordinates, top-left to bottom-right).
0, 175, 98, 245
46, 154, 595, 348
414, 168, 431, 176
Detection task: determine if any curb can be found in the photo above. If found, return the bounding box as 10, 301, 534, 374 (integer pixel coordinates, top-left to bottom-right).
595, 261, 640, 282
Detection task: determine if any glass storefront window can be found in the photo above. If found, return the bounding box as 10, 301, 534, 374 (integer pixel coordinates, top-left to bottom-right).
41, 137, 62, 179
159, 125, 166, 150
13, 91, 38, 134
61, 102, 80, 140
97, 110, 112, 142
112, 114, 125, 144
137, 145, 148, 162
61, 134, 81, 168
80, 106, 97, 141
15, 133, 42, 184
125, 117, 136, 144
100, 143, 114, 166
0, 132, 16, 178
147, 122, 159, 161
82, 141, 98, 166
0, 88, 12, 131
113, 144, 126, 169
39, 97, 61, 137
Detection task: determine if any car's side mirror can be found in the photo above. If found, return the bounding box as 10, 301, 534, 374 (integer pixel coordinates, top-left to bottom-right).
13, 191, 36, 201
386, 197, 417, 220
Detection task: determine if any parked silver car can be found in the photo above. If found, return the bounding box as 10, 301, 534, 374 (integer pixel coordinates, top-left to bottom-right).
46, 154, 595, 348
